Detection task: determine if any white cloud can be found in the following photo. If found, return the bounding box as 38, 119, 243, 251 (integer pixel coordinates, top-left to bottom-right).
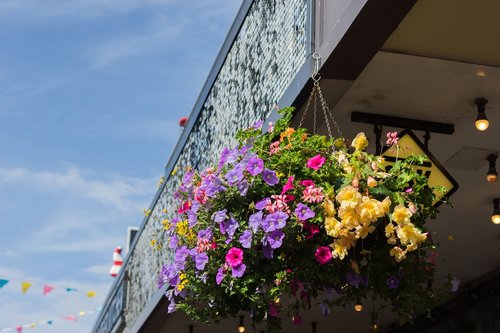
87, 21, 182, 68
0, 166, 154, 212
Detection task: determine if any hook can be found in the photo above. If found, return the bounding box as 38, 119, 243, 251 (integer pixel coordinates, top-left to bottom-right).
312, 52, 321, 83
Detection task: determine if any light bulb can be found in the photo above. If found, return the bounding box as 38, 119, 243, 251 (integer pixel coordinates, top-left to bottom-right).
354, 303, 363, 312
492, 199, 500, 224
487, 173, 498, 183
474, 98, 489, 131
238, 326, 245, 333
475, 119, 489, 131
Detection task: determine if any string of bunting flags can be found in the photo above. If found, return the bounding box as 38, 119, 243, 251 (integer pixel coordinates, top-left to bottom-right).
0, 307, 102, 332
0, 277, 96, 298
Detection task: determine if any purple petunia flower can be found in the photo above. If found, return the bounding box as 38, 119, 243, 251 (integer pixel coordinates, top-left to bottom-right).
219, 147, 231, 166
262, 168, 279, 186
295, 203, 315, 220
255, 197, 270, 210
232, 263, 246, 278
251, 119, 264, 129
226, 165, 245, 186
246, 156, 264, 176
226, 147, 240, 165
265, 230, 285, 249
174, 246, 189, 264
158, 265, 169, 289
169, 235, 179, 249
221, 217, 239, 237
168, 300, 176, 313
216, 267, 225, 285
386, 275, 400, 289
187, 211, 198, 227
212, 209, 228, 223
262, 243, 274, 259
262, 211, 288, 232
238, 179, 249, 196
346, 271, 368, 288
319, 303, 330, 316
248, 211, 263, 232
195, 252, 209, 270
239, 230, 253, 248
450, 276, 460, 292
197, 228, 213, 240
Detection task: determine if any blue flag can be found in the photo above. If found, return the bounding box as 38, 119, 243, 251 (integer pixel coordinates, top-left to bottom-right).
0, 279, 9, 289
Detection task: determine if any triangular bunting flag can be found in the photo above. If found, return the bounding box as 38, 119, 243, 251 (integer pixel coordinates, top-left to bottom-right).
86, 290, 96, 298
21, 282, 32, 294
78, 311, 86, 317
0, 279, 9, 289
42, 285, 54, 296
64, 315, 76, 322
65, 288, 77, 292
46, 320, 53, 325
15, 326, 22, 333
27, 323, 36, 329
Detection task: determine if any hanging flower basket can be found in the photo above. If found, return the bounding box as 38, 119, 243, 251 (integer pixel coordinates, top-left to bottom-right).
158, 107, 452, 330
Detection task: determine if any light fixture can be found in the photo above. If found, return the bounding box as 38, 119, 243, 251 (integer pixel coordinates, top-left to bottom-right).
492, 199, 500, 224
237, 315, 245, 333
474, 98, 489, 131
354, 300, 363, 312
486, 154, 498, 183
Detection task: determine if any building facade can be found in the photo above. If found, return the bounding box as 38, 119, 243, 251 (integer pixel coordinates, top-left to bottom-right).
93, 0, 500, 332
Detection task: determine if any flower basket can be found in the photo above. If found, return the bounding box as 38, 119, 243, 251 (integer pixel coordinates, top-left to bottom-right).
158, 107, 452, 331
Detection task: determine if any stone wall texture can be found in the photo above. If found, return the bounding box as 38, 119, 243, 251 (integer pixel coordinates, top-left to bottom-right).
115, 0, 309, 328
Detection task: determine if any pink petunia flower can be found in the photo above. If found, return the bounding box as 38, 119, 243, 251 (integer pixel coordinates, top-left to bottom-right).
315, 246, 332, 265
299, 179, 315, 187
386, 131, 398, 146
306, 155, 326, 170
281, 176, 295, 194
225, 247, 244, 268
302, 185, 324, 203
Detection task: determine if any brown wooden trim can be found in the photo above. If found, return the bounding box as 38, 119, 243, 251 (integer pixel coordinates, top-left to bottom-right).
321, 0, 417, 80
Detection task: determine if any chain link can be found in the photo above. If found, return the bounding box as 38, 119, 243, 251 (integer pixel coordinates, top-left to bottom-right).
298, 53, 343, 145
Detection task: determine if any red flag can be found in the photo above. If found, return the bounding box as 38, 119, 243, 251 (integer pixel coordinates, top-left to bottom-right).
15, 326, 22, 333
43, 285, 54, 296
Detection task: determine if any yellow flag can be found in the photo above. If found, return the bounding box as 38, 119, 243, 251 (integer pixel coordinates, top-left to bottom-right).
28, 323, 36, 328
21, 282, 32, 294
86, 290, 96, 298
78, 311, 86, 317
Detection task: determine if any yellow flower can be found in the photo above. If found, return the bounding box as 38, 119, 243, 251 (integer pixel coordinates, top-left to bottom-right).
150, 239, 157, 247
143, 209, 151, 216
336, 186, 362, 209
351, 132, 369, 151
385, 223, 395, 238
389, 246, 407, 262
367, 176, 377, 188
171, 167, 178, 176
391, 204, 412, 225
338, 207, 361, 229
323, 199, 336, 217
330, 235, 356, 260
355, 224, 375, 239
324, 216, 342, 237
396, 224, 427, 248
176, 220, 189, 237
381, 197, 391, 214
356, 197, 384, 223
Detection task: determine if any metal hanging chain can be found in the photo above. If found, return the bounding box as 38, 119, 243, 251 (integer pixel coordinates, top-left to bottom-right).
298, 53, 343, 140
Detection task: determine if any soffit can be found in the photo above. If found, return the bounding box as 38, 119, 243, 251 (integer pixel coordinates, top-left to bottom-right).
383, 0, 500, 67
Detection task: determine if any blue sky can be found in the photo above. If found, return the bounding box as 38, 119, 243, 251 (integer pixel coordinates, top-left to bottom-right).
0, 0, 241, 331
